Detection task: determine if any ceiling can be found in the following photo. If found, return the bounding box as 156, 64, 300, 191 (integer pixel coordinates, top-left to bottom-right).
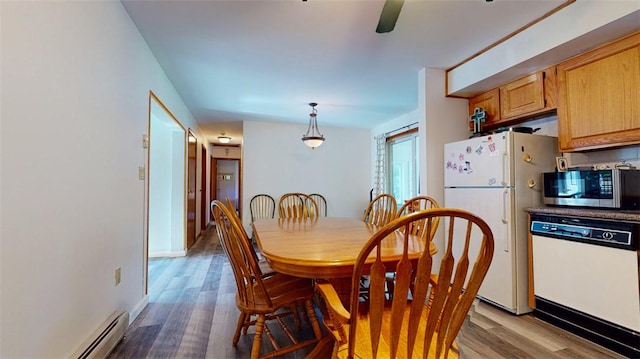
121, 0, 571, 145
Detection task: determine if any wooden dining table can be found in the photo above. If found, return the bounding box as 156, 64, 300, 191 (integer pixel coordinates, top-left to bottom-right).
251, 216, 436, 287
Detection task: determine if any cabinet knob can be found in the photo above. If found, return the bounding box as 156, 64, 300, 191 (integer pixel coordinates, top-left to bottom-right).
527, 179, 536, 188
523, 153, 532, 163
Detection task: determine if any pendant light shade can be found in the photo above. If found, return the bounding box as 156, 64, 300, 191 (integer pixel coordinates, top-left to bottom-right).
302, 102, 325, 149
218, 132, 231, 143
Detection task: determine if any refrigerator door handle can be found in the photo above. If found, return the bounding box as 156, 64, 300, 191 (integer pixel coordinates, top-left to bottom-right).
502, 189, 510, 252
501, 150, 508, 186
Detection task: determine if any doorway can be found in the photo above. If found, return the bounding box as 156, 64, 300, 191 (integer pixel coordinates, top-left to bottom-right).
147, 92, 187, 265
212, 158, 241, 216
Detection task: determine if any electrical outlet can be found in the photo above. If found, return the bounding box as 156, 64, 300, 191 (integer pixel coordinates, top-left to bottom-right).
115, 267, 121, 286
138, 166, 145, 180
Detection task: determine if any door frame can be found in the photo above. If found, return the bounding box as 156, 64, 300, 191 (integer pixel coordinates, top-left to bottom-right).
145, 91, 188, 294
187, 130, 197, 249
200, 143, 207, 230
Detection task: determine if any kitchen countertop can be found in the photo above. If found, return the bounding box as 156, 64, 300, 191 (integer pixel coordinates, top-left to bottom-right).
525, 206, 640, 222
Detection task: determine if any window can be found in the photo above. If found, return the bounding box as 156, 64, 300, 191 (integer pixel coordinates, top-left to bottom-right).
386, 129, 419, 208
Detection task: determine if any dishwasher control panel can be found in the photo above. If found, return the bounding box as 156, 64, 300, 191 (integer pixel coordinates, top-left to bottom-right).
530, 214, 638, 250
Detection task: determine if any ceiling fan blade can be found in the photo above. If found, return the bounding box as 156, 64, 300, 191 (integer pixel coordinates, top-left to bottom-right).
376, 0, 404, 33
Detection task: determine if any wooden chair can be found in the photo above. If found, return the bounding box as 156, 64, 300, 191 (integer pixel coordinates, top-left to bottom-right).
316, 208, 494, 359
278, 193, 319, 218
360, 194, 398, 299
362, 194, 397, 227
249, 194, 276, 222
395, 195, 441, 244
211, 200, 324, 359
386, 196, 442, 299
223, 197, 273, 275
309, 193, 328, 217
249, 194, 276, 244
222, 197, 308, 330
309, 193, 327, 217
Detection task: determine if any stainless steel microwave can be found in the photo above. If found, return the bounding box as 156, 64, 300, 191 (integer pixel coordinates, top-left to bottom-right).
542, 169, 640, 209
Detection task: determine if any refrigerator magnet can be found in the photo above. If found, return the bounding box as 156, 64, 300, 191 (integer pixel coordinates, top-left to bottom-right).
464, 161, 473, 174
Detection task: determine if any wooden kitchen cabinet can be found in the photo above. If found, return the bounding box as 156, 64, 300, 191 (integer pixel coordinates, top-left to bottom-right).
468, 88, 500, 131
557, 31, 640, 152
500, 67, 557, 120
467, 66, 556, 132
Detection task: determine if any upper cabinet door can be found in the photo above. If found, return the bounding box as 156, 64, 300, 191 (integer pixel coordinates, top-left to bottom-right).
500, 73, 545, 119
468, 88, 500, 131
557, 31, 640, 152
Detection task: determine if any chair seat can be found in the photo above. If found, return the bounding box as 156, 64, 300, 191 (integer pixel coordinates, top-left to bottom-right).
238, 273, 316, 313
332, 302, 459, 359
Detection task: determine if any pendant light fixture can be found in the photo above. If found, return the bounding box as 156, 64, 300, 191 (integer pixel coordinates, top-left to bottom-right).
301, 102, 325, 149
218, 132, 231, 144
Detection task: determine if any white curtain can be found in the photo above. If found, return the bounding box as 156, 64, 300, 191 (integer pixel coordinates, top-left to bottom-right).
373, 134, 387, 197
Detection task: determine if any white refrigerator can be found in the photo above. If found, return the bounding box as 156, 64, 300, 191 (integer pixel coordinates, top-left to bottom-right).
444, 131, 558, 314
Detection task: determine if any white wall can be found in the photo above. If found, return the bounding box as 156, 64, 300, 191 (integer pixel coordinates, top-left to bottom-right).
420, 68, 470, 206
1, 2, 206, 357
242, 120, 370, 231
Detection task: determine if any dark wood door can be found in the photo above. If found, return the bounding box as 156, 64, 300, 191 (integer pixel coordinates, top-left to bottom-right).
211, 158, 220, 224
187, 131, 197, 249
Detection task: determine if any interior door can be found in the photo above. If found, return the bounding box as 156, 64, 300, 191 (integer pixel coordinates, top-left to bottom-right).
187, 131, 197, 249
210, 156, 215, 222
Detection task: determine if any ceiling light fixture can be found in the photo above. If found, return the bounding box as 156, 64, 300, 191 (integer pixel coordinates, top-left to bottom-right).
218, 133, 231, 144
301, 102, 325, 149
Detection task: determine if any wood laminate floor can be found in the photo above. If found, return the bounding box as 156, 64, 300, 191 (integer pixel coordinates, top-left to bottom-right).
108, 226, 627, 358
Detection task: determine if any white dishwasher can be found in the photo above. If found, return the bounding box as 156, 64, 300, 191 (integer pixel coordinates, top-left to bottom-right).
530, 214, 640, 358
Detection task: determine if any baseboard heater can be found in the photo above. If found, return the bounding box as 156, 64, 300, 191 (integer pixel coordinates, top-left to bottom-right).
534, 297, 640, 358
70, 309, 129, 359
